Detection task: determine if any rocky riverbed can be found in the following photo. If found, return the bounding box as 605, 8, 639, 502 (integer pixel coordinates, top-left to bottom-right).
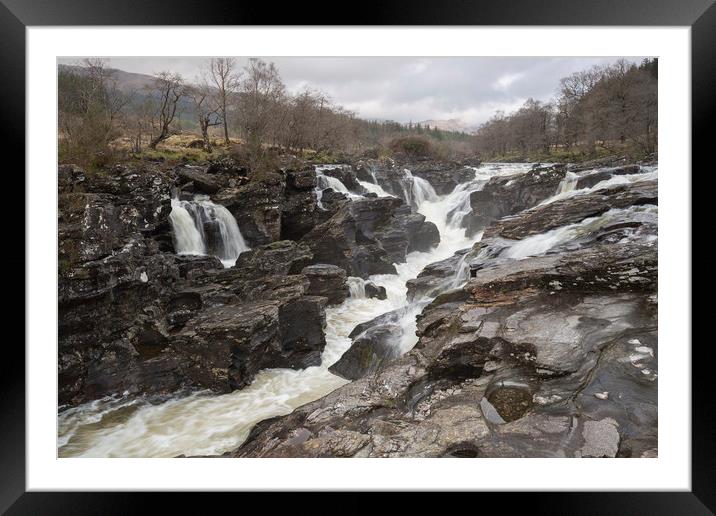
58, 154, 657, 458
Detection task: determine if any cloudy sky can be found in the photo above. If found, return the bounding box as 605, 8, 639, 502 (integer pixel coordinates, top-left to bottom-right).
59, 56, 643, 127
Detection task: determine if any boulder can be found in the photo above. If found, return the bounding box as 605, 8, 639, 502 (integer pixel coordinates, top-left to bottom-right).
302, 264, 349, 305
322, 165, 366, 194
462, 164, 566, 237
301, 196, 439, 278
328, 324, 402, 380
214, 176, 285, 246
574, 165, 643, 190
281, 168, 319, 240
177, 166, 222, 194
364, 282, 387, 300
206, 157, 249, 177
408, 162, 475, 195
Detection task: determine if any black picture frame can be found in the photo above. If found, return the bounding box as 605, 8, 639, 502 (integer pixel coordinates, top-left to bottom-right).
2, 0, 712, 511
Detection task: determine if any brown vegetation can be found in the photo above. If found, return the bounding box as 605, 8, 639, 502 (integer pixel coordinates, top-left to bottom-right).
58, 57, 657, 170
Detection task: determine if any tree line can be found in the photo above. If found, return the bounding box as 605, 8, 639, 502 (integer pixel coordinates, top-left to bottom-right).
473, 58, 657, 159
58, 57, 657, 168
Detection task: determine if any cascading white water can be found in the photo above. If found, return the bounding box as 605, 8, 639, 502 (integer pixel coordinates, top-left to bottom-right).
317, 174, 351, 194
502, 204, 658, 260
346, 276, 367, 298
357, 179, 392, 197
169, 195, 249, 268
392, 169, 439, 208
540, 166, 658, 206
56, 163, 557, 458
169, 199, 206, 255
314, 165, 365, 208
556, 171, 579, 194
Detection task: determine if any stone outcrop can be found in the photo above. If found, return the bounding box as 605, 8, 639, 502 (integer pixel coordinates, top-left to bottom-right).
302, 264, 349, 306
214, 175, 285, 246
176, 166, 222, 194
353, 158, 475, 197
301, 196, 439, 278
462, 164, 566, 236
408, 162, 476, 195
364, 282, 387, 300
322, 165, 366, 194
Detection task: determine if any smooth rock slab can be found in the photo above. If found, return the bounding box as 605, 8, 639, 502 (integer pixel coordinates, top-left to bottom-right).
580, 418, 620, 458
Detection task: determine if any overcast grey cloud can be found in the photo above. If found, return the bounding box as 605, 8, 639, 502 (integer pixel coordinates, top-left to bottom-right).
58, 56, 643, 127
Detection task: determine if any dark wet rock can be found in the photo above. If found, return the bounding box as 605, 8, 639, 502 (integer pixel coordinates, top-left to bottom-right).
301, 196, 439, 278
322, 165, 366, 194
408, 162, 476, 195
236, 240, 313, 277
364, 282, 387, 300
214, 176, 285, 246
405, 250, 468, 302
174, 294, 327, 392
176, 166, 222, 194
59, 247, 183, 404
302, 264, 349, 305
353, 161, 378, 183
281, 168, 319, 241
574, 165, 644, 190
57, 162, 333, 406
206, 157, 249, 178
483, 180, 657, 241
58, 164, 87, 193
329, 324, 402, 380
462, 164, 566, 237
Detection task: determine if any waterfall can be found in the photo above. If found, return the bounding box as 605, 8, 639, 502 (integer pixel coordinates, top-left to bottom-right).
501, 204, 657, 260
169, 195, 249, 268
540, 166, 659, 206
317, 173, 350, 194
314, 165, 363, 209
396, 169, 438, 209
408, 171, 438, 207
346, 277, 367, 298
169, 199, 206, 256
357, 179, 392, 197
557, 171, 579, 194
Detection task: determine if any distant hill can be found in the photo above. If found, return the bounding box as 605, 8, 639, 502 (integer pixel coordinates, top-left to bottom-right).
58, 64, 159, 93
58, 63, 197, 127
58, 64, 477, 136
418, 119, 477, 134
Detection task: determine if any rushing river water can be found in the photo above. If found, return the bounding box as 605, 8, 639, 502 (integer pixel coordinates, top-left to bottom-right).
169, 195, 250, 268
57, 162, 652, 458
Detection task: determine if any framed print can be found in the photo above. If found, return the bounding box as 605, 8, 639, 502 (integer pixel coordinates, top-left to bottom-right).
3, 0, 713, 511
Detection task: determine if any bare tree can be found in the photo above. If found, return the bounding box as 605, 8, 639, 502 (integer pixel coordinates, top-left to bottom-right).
208, 58, 239, 145
58, 58, 130, 162
147, 72, 184, 149
187, 82, 222, 152
237, 58, 286, 167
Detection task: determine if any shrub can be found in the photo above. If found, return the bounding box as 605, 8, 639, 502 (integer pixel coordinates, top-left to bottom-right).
388, 136, 434, 159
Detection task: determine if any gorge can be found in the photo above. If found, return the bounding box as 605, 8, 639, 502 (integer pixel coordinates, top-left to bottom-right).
58, 155, 658, 458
